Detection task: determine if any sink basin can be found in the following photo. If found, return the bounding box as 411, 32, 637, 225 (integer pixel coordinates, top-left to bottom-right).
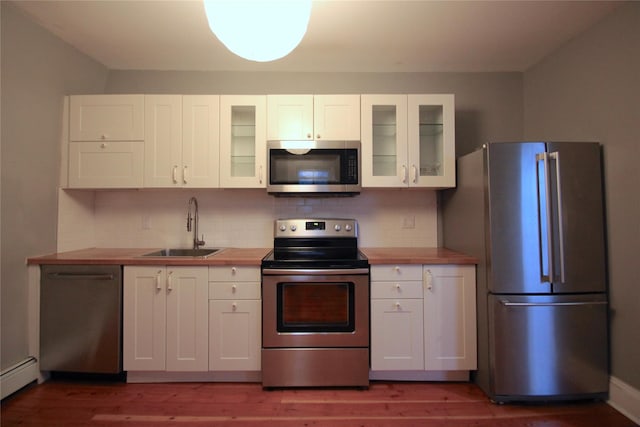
141, 248, 222, 258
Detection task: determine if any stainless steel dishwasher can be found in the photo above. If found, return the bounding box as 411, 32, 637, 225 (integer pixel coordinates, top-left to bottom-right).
40, 264, 122, 374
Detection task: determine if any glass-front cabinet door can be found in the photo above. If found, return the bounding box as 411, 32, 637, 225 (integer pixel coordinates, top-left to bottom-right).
219, 95, 267, 188
361, 95, 408, 187
362, 94, 455, 188
407, 94, 455, 188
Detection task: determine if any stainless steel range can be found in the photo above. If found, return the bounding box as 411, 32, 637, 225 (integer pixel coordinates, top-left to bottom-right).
261, 218, 370, 388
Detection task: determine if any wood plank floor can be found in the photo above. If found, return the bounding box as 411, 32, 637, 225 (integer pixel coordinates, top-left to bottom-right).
1, 380, 636, 427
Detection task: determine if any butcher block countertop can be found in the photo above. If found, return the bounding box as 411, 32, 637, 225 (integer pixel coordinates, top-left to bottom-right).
28, 247, 476, 266
27, 247, 272, 266
360, 247, 477, 265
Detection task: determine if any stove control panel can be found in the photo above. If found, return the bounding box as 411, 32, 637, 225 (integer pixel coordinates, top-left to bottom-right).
275, 218, 358, 238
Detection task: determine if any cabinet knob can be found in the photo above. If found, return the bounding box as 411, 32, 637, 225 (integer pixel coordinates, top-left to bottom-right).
306, 133, 312, 139
395, 283, 401, 291
231, 284, 237, 293
316, 134, 321, 139
100, 143, 107, 149
395, 302, 401, 310
232, 302, 237, 311
231, 267, 237, 275
100, 134, 108, 140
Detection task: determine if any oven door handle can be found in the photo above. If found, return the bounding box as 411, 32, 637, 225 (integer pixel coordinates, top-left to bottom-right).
262, 268, 369, 276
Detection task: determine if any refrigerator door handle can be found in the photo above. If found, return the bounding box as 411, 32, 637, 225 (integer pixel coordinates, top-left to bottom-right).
549, 151, 566, 283
536, 152, 554, 283
499, 299, 607, 307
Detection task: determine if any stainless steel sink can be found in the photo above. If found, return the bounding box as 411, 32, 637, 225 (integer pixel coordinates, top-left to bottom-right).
141, 248, 222, 258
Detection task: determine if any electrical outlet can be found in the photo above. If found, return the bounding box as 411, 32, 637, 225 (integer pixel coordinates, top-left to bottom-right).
142, 215, 151, 230
402, 215, 415, 229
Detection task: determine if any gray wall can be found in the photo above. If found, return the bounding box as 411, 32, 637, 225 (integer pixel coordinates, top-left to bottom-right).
0, 2, 108, 370
523, 2, 640, 389
106, 70, 523, 157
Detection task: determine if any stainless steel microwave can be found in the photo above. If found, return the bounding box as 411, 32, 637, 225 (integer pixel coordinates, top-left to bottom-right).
267, 140, 361, 195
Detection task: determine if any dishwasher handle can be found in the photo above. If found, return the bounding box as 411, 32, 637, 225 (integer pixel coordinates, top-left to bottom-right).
47, 272, 116, 281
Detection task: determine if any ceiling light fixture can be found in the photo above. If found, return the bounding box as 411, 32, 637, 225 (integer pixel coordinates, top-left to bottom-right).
203, 0, 312, 62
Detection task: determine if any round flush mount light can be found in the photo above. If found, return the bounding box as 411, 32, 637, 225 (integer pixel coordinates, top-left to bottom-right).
203, 0, 312, 62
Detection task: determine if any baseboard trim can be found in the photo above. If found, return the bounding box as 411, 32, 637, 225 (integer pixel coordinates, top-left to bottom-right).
0, 357, 38, 400
608, 376, 640, 425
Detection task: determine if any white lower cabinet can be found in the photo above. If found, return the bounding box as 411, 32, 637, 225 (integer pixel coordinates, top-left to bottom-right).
423, 265, 477, 370
371, 265, 424, 370
123, 266, 209, 372
370, 264, 477, 376
208, 266, 261, 371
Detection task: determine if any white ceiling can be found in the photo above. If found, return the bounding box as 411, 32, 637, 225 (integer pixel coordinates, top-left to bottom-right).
12, 0, 622, 73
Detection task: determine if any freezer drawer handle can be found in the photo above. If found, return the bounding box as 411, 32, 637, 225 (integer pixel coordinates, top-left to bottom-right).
499, 299, 607, 307
47, 273, 115, 280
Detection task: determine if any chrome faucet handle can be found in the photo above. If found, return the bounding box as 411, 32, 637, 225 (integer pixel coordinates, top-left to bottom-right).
194, 234, 206, 249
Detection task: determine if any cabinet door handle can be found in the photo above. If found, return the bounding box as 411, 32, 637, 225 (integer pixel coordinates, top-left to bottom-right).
172, 165, 178, 183
167, 271, 173, 292
424, 269, 433, 291
156, 270, 163, 291
401, 165, 407, 183
183, 165, 188, 184
258, 165, 263, 184
411, 164, 418, 184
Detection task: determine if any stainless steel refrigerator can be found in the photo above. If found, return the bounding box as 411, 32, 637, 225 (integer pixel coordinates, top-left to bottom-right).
442, 141, 609, 403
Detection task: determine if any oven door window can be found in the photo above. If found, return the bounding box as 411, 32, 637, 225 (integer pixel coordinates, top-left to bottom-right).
277, 282, 355, 333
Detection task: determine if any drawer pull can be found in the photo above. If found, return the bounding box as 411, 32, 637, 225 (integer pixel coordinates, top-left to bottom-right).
232, 284, 237, 293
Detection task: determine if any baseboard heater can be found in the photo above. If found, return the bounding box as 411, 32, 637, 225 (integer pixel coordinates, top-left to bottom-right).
0, 356, 38, 400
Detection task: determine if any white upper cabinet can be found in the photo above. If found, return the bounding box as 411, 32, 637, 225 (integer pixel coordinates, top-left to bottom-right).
361, 94, 455, 188
182, 95, 220, 188
67, 94, 145, 188
361, 95, 409, 187
69, 94, 144, 142
407, 94, 455, 188
144, 95, 183, 187
267, 94, 360, 141
219, 95, 267, 188
144, 95, 220, 187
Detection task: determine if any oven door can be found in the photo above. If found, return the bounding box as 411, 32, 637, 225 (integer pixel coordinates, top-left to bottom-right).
262, 269, 369, 348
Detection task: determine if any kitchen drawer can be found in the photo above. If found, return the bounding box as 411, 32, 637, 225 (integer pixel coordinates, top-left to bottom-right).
209, 266, 260, 282
209, 281, 261, 300
371, 280, 423, 299
371, 264, 422, 281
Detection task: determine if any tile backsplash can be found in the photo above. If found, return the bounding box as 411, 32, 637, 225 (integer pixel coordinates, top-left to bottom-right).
57, 188, 438, 251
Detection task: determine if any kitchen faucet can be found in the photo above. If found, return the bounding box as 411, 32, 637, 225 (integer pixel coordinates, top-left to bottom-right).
186, 197, 205, 250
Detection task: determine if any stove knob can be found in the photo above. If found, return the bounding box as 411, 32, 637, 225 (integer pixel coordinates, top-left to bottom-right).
290, 224, 297, 232
334, 224, 341, 232
345, 224, 352, 232
279, 224, 286, 232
